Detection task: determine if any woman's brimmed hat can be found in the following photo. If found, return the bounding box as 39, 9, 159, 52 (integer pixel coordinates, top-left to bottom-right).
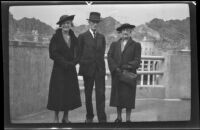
87, 12, 102, 22
56, 15, 75, 25
116, 23, 136, 32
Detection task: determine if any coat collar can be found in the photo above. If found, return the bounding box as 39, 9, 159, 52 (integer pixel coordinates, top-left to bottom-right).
118, 37, 134, 54
86, 29, 100, 38
86, 30, 94, 40
122, 37, 133, 53
56, 29, 75, 53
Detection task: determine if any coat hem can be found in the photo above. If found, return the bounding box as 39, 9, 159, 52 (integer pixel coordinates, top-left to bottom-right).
47, 104, 82, 111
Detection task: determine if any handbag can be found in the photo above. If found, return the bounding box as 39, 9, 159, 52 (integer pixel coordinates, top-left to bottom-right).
119, 70, 137, 85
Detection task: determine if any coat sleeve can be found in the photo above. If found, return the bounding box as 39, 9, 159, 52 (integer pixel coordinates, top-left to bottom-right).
127, 42, 142, 69
103, 35, 106, 54
107, 42, 119, 73
72, 36, 79, 65
77, 34, 84, 64
49, 34, 73, 69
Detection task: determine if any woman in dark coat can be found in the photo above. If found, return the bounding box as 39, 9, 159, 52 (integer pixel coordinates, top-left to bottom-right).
107, 23, 141, 122
47, 15, 81, 123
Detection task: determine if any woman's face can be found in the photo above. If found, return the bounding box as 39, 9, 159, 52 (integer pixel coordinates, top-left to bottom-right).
61, 20, 72, 32
120, 28, 132, 40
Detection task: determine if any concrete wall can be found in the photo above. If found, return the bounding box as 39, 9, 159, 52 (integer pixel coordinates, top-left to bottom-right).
9, 41, 53, 119
9, 41, 191, 119
162, 51, 191, 99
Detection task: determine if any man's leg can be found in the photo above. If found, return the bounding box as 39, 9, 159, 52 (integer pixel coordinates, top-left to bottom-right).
83, 76, 95, 122
95, 73, 107, 122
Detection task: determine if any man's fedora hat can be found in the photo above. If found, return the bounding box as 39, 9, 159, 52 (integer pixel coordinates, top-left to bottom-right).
116, 23, 136, 32
87, 12, 101, 22
56, 15, 75, 25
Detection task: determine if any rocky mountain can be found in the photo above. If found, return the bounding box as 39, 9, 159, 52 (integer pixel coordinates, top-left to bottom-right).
132, 24, 161, 41
9, 12, 55, 41
146, 17, 190, 50
9, 13, 18, 40
9, 11, 190, 51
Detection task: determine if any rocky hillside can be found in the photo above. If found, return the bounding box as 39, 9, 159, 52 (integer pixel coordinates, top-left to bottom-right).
146, 17, 190, 50
9, 12, 55, 41
9, 11, 190, 51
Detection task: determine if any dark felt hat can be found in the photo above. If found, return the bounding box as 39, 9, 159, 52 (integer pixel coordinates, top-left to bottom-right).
56, 15, 75, 25
116, 23, 136, 32
87, 12, 101, 22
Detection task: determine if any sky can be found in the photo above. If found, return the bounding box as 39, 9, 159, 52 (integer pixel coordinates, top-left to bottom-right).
9, 3, 189, 29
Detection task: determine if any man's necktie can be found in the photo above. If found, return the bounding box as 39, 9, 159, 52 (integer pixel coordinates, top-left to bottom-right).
93, 30, 96, 38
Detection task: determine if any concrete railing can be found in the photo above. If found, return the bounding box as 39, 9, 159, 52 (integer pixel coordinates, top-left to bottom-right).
78, 55, 165, 89
8, 41, 191, 119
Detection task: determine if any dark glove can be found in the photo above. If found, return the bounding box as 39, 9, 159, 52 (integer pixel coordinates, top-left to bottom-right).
115, 67, 122, 76
121, 64, 132, 69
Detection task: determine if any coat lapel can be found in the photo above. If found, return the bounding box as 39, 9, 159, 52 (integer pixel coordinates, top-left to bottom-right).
60, 31, 70, 49
59, 31, 73, 57
86, 30, 97, 49
122, 38, 132, 54
96, 32, 101, 49
86, 30, 94, 40
116, 39, 122, 62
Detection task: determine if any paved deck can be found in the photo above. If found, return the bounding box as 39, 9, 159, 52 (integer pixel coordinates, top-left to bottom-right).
12, 99, 190, 123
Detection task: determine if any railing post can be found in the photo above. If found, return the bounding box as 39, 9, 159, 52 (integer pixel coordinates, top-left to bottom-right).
141, 60, 144, 85
152, 60, 156, 86
147, 60, 151, 85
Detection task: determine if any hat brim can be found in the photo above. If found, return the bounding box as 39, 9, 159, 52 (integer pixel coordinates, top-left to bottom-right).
116, 25, 135, 32
56, 15, 75, 25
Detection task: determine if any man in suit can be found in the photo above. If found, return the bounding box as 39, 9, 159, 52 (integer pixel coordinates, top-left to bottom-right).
77, 12, 107, 123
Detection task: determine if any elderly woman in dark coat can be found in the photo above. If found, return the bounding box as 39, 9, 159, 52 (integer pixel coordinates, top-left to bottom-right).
107, 23, 141, 122
47, 15, 81, 123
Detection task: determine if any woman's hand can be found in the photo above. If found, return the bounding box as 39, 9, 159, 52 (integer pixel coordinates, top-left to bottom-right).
121, 64, 132, 69
115, 67, 122, 76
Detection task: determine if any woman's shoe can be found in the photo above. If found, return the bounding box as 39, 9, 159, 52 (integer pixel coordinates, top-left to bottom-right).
53, 119, 59, 123
62, 119, 71, 123
126, 120, 132, 123
114, 118, 122, 123
85, 118, 93, 123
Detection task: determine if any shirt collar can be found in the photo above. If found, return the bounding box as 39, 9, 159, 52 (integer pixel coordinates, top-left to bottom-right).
89, 29, 96, 37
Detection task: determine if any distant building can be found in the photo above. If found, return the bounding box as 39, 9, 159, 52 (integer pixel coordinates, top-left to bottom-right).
140, 36, 164, 56
140, 36, 156, 56
32, 30, 39, 42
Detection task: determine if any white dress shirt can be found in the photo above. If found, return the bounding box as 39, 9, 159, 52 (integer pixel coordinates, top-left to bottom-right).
89, 29, 96, 38
121, 39, 128, 52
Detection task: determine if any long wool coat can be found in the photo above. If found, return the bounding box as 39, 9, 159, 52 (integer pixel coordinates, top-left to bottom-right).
107, 38, 141, 108
47, 29, 81, 111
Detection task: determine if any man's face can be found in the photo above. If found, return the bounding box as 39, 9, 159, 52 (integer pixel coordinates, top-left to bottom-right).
88, 20, 99, 31
120, 28, 132, 40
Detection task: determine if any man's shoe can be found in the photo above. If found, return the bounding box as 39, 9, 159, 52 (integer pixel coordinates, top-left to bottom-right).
85, 118, 93, 123
114, 118, 122, 123
62, 119, 71, 123
99, 120, 107, 123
